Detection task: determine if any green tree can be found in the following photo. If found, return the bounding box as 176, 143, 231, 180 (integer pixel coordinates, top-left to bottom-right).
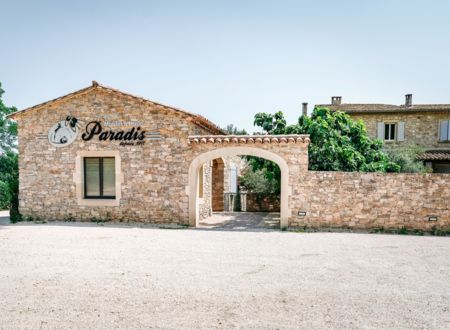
0, 82, 18, 152
253, 107, 400, 172
224, 124, 248, 135
240, 156, 281, 194
239, 167, 280, 194
0, 82, 20, 221
0, 151, 18, 218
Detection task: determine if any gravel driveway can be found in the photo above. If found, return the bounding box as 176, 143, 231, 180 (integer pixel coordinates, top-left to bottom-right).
0, 222, 449, 329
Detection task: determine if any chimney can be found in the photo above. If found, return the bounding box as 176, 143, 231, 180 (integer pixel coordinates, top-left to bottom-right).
302, 102, 308, 116
405, 94, 412, 106
331, 96, 342, 105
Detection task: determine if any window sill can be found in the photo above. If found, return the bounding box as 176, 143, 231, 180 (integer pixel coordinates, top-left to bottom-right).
78, 198, 120, 207
438, 141, 450, 143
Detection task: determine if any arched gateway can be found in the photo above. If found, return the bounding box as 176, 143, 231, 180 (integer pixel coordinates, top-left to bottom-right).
10, 82, 448, 231
187, 135, 310, 229
9, 82, 313, 229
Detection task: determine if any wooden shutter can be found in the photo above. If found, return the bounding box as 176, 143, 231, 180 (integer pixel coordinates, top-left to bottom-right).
377, 122, 385, 140
440, 120, 449, 141
397, 122, 405, 141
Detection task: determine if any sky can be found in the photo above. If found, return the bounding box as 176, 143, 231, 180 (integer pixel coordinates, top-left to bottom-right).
2, 0, 450, 133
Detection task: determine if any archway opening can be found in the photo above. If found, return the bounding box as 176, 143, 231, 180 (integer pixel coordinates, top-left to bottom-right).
188, 147, 290, 230
209, 155, 282, 230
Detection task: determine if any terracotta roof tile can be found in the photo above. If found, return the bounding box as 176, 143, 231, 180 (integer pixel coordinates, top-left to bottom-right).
416, 150, 450, 161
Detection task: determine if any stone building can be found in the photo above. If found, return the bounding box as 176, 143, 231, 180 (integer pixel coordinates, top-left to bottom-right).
9, 82, 227, 223
317, 95, 450, 173
8, 82, 449, 231
9, 82, 293, 226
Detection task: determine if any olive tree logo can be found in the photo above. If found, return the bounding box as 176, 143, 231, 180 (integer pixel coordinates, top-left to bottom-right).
48, 116, 80, 147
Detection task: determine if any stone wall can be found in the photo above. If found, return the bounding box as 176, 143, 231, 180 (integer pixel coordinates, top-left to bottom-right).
244, 193, 280, 212
15, 84, 448, 231
211, 159, 224, 211
15, 87, 214, 224
350, 112, 450, 149
291, 171, 450, 231
198, 162, 212, 220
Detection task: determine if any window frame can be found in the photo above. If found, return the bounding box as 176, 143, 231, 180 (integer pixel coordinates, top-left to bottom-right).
83, 157, 116, 199
384, 123, 397, 141
439, 120, 450, 142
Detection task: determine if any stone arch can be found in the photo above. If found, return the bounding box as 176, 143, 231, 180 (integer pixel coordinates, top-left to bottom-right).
188, 146, 290, 228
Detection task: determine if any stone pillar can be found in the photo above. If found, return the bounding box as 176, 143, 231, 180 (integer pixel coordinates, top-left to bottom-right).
211, 158, 224, 211
240, 192, 247, 212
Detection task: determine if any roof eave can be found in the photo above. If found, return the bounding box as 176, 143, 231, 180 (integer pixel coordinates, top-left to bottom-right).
6, 82, 225, 134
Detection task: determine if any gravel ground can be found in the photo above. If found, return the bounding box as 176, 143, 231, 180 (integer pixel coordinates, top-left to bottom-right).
199, 212, 280, 230
0, 222, 449, 330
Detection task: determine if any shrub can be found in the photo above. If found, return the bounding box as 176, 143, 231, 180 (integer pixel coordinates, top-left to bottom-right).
0, 180, 11, 209
240, 168, 279, 194
385, 144, 431, 173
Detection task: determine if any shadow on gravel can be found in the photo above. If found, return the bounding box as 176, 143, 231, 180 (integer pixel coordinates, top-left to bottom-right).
0, 214, 10, 227
0, 211, 283, 233
197, 212, 281, 232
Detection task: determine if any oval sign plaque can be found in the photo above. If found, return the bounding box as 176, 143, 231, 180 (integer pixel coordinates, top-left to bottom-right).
48, 116, 79, 147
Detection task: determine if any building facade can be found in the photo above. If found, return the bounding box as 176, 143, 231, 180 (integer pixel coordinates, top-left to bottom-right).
8, 83, 449, 231
317, 95, 450, 173
9, 82, 308, 227
10, 82, 227, 223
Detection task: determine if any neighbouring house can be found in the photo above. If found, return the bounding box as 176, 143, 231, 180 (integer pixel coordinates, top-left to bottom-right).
317, 95, 450, 173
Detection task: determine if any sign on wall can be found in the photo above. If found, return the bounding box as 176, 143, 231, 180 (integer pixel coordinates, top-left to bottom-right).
48, 116, 80, 147
47, 115, 161, 147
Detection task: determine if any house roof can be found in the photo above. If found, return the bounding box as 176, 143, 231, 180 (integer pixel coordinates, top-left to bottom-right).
416, 150, 450, 161
8, 81, 225, 135
315, 103, 450, 114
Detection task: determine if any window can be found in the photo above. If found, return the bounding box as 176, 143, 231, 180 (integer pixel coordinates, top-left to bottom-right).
377, 122, 404, 142
84, 157, 116, 199
439, 120, 450, 141
384, 123, 396, 141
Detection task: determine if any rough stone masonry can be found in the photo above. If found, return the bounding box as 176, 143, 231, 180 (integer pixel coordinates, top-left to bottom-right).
9, 82, 450, 231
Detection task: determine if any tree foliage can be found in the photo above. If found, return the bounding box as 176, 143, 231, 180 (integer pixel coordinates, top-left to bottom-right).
0, 83, 18, 153
224, 124, 248, 135
239, 168, 280, 194
0, 151, 18, 215
240, 157, 280, 194
253, 107, 400, 172
0, 83, 19, 221
385, 144, 430, 173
